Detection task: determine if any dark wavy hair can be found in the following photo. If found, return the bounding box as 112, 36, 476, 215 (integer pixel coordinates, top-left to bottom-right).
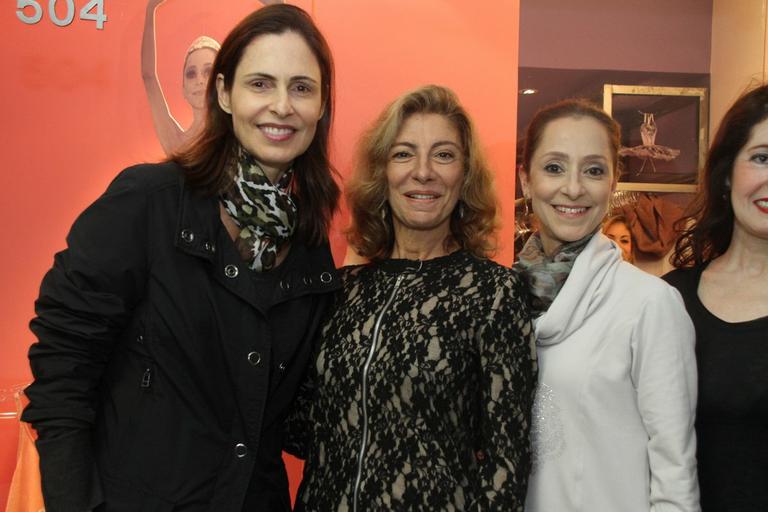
521, 98, 622, 181
671, 84, 768, 268
171, 4, 339, 246
346, 85, 499, 261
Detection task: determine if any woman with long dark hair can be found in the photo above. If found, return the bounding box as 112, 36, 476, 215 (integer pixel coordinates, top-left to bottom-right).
665, 84, 768, 511
22, 5, 339, 510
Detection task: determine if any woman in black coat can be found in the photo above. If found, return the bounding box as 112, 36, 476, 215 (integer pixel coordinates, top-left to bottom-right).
22, 5, 340, 511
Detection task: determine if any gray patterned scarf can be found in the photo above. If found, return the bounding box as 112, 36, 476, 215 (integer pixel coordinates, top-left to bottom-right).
219, 146, 297, 271
516, 231, 595, 317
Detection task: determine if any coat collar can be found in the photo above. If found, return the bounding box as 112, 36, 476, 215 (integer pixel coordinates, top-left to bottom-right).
173, 175, 340, 313
174, 175, 220, 262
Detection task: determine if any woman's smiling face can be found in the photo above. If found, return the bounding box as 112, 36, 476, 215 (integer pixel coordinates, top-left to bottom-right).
521, 115, 617, 256
386, 113, 465, 241
216, 31, 324, 181
730, 116, 768, 242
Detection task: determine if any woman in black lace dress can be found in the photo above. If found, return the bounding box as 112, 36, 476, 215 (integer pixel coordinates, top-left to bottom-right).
286, 85, 537, 511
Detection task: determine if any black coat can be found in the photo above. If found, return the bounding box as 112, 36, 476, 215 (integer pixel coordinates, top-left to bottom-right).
22, 162, 339, 512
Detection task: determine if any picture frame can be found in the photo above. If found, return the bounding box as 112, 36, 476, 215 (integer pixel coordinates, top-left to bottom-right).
603, 84, 708, 193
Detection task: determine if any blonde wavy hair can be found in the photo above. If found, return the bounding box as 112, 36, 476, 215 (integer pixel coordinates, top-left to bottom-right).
346, 85, 498, 261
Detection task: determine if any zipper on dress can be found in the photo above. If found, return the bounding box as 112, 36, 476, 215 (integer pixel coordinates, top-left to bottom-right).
352, 274, 404, 512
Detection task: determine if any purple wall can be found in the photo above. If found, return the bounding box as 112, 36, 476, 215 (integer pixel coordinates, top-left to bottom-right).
520, 0, 713, 73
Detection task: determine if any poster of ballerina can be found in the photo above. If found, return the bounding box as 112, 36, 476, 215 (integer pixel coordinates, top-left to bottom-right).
603, 84, 708, 189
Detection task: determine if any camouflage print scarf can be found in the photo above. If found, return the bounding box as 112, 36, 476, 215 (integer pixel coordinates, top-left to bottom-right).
219, 146, 297, 272
516, 231, 595, 317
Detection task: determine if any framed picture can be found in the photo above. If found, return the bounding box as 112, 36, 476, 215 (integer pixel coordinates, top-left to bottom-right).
603, 84, 708, 193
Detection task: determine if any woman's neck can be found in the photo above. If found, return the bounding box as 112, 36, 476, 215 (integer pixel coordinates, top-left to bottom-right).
698, 225, 768, 322
711, 226, 768, 276
390, 227, 455, 261
236, 145, 290, 184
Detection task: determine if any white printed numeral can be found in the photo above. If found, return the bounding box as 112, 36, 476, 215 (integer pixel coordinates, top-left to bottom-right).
15, 0, 106, 29
49, 0, 75, 27
16, 0, 43, 24
79, 0, 106, 29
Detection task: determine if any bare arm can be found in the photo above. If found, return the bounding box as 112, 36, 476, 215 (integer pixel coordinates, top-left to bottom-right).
141, 0, 185, 156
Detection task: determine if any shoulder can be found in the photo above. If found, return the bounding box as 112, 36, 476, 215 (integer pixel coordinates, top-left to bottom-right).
338, 263, 369, 282
614, 265, 693, 337
661, 266, 700, 294
107, 161, 184, 196
461, 255, 529, 306
466, 255, 524, 284
614, 260, 680, 300
334, 263, 377, 294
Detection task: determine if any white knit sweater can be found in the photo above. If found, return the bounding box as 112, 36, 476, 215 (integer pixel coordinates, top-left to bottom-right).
523, 233, 700, 512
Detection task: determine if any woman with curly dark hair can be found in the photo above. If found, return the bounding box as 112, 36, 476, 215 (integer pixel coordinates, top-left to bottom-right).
286, 85, 537, 511
664, 84, 768, 511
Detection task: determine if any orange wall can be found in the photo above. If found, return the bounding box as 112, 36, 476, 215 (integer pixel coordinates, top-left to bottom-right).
0, 0, 519, 505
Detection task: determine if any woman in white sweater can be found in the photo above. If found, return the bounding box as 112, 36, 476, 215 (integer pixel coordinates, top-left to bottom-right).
516, 99, 699, 512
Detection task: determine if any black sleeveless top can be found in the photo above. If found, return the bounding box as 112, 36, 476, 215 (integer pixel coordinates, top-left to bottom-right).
664, 266, 768, 512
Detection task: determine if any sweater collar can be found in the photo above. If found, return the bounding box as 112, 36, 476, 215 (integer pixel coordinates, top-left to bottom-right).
533, 232, 623, 346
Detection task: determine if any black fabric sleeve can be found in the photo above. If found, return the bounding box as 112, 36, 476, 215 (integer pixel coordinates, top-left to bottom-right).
470, 272, 537, 511
22, 168, 150, 512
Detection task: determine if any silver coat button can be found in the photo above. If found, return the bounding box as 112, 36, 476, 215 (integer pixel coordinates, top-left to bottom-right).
247, 351, 261, 366
234, 443, 247, 458
181, 229, 194, 243
278, 361, 287, 371
203, 241, 215, 253
320, 272, 333, 284
279, 280, 291, 291
224, 264, 239, 278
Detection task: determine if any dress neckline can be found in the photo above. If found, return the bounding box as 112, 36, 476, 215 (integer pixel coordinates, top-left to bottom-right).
376, 249, 472, 275
691, 265, 768, 329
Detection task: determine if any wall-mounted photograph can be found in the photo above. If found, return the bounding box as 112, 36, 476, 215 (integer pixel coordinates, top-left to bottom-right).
604, 84, 708, 192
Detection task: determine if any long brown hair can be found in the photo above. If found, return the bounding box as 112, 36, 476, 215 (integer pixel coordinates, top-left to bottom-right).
672, 84, 768, 267
346, 85, 498, 261
172, 4, 339, 246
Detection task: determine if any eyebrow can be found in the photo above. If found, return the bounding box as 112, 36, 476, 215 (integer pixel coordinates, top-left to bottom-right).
391, 140, 462, 150
241, 72, 319, 84
540, 151, 608, 161
746, 143, 768, 152
431, 140, 462, 150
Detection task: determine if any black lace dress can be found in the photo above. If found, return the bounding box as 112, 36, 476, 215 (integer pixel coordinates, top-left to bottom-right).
286, 250, 537, 511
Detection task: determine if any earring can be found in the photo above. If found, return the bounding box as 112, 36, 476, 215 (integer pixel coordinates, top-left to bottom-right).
523, 196, 530, 218
380, 202, 389, 220
458, 202, 465, 220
